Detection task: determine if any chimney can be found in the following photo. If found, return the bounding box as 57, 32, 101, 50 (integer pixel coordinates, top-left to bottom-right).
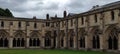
55, 14, 57, 18
33, 16, 36, 19
63, 10, 67, 18
46, 14, 49, 20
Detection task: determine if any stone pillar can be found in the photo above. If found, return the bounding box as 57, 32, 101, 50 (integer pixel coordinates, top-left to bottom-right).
100, 34, 104, 50
85, 35, 91, 49
56, 36, 59, 48
9, 37, 13, 48
101, 33, 108, 50
118, 34, 120, 50
26, 37, 29, 48
64, 36, 67, 48
51, 38, 54, 48
42, 37, 45, 48
74, 36, 77, 49
55, 37, 58, 48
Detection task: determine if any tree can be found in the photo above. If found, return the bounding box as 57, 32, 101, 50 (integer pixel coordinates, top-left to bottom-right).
5, 8, 14, 17
0, 8, 14, 17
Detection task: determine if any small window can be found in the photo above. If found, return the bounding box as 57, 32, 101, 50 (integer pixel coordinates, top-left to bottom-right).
1, 21, 4, 27
71, 19, 73, 26
18, 21, 21, 28
26, 22, 29, 26
119, 9, 120, 16
62, 21, 64, 27
81, 17, 84, 25
94, 14, 97, 23
111, 11, 115, 20
34, 22, 37, 28
46, 22, 50, 26
10, 22, 13, 25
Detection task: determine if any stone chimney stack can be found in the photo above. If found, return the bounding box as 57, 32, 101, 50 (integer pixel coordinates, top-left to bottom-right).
63, 10, 67, 18
55, 14, 57, 18
46, 14, 49, 20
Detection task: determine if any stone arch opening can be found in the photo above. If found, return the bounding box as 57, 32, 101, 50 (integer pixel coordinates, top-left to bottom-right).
60, 30, 65, 47
107, 27, 118, 50
0, 30, 9, 47
13, 30, 25, 47
45, 31, 51, 47
68, 29, 74, 48
78, 28, 85, 48
92, 28, 100, 49
29, 31, 41, 47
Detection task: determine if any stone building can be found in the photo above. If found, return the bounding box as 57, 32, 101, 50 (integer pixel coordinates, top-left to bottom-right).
0, 1, 120, 51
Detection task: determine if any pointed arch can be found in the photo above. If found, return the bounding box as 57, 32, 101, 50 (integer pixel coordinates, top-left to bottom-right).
60, 30, 65, 47
13, 30, 25, 47
0, 30, 9, 47
68, 29, 74, 48
78, 28, 86, 48
29, 31, 41, 47
92, 28, 100, 49
105, 25, 119, 50
44, 31, 51, 47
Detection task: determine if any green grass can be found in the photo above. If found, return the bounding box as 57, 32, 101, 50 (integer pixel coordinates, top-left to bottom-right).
0, 49, 113, 54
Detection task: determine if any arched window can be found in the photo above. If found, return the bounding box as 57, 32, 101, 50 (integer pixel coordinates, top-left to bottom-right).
108, 28, 118, 50
70, 37, 73, 47
45, 37, 51, 47
13, 31, 25, 47
92, 29, 100, 49
0, 30, 8, 47
29, 31, 40, 47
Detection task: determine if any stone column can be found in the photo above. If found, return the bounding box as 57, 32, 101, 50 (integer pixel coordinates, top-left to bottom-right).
74, 36, 77, 49
64, 36, 67, 48
100, 34, 104, 50
56, 36, 59, 48
42, 37, 45, 48
51, 38, 54, 48
26, 37, 29, 48
118, 34, 120, 50
9, 37, 13, 48
85, 35, 91, 49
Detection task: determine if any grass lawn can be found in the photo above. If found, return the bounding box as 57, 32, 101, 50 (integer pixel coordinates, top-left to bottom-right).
0, 49, 113, 54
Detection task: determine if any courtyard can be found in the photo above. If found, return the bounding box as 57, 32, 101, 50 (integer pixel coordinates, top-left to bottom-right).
0, 49, 114, 54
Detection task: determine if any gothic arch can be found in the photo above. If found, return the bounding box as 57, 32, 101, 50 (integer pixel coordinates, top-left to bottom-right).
29, 31, 41, 47
78, 28, 85, 48
89, 27, 100, 49
68, 29, 74, 48
104, 25, 119, 50
13, 30, 25, 47
0, 30, 9, 47
60, 30, 65, 47
44, 31, 51, 47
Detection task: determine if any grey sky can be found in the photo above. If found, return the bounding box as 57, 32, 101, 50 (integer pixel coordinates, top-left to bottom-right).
0, 0, 119, 19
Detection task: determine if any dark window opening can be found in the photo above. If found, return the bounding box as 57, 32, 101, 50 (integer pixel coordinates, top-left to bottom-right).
10, 22, 13, 25
18, 21, 21, 28
81, 17, 84, 25
111, 11, 115, 20
34, 22, 37, 28
1, 21, 4, 27
94, 14, 97, 23
71, 19, 73, 26
46, 22, 50, 26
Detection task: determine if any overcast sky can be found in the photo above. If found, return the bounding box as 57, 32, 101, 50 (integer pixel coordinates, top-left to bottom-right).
0, 0, 119, 19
